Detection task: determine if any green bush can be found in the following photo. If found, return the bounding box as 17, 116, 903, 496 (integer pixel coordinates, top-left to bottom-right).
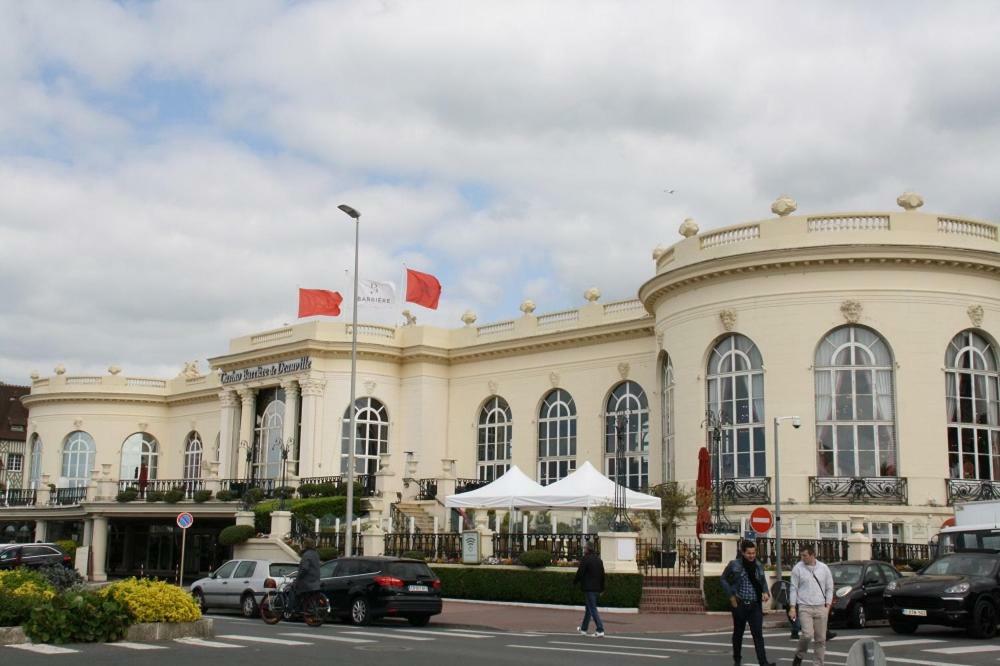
216, 490, 238, 502
908, 558, 929, 572
38, 564, 85, 592
242, 487, 265, 506
401, 551, 426, 561
193, 489, 213, 503
219, 524, 256, 546
297, 483, 320, 498
116, 489, 139, 502
332, 481, 367, 498
430, 566, 642, 608
254, 496, 360, 534
274, 486, 295, 499
519, 550, 552, 569
703, 576, 731, 611
54, 539, 78, 561
145, 490, 165, 502
315, 483, 340, 497
164, 488, 186, 503
24, 589, 130, 643
317, 547, 339, 561
0, 569, 55, 626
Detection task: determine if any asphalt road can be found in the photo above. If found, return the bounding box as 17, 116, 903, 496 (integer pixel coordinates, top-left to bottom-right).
6, 614, 1000, 666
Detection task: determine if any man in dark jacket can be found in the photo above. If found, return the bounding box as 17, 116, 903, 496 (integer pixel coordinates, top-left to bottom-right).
720, 540, 775, 666
573, 541, 606, 637
295, 537, 322, 610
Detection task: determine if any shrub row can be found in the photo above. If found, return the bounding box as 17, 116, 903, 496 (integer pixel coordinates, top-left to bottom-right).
253, 496, 361, 534
116, 488, 197, 503
429, 566, 643, 608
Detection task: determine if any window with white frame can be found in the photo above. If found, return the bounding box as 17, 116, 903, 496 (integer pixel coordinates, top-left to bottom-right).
605, 381, 650, 491
120, 432, 159, 481
29, 434, 42, 488
254, 400, 285, 479
815, 326, 897, 477
945, 330, 1000, 481
478, 396, 512, 483
341, 397, 389, 476
707, 335, 766, 478
6, 453, 23, 473
818, 520, 903, 542
537, 389, 577, 485
183, 432, 203, 480
61, 431, 95, 488
661, 354, 675, 483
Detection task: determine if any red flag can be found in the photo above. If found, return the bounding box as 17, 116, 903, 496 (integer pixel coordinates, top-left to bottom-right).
405, 268, 441, 310
298, 288, 343, 317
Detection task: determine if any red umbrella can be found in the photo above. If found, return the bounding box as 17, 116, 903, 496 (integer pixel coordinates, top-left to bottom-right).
695, 447, 712, 536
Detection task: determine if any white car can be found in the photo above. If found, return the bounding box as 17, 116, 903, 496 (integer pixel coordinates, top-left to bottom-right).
191, 559, 298, 617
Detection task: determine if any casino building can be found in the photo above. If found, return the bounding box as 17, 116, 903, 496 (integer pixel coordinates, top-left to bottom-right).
3, 193, 999, 580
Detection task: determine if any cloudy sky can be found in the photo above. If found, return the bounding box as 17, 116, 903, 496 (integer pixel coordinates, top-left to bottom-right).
2, 1, 999, 384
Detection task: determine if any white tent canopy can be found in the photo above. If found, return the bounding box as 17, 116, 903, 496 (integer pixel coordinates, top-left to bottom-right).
520, 461, 662, 510
443, 465, 545, 509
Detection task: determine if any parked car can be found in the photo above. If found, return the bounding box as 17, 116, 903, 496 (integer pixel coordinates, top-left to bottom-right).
0, 543, 73, 570
190, 559, 298, 617
884, 551, 1000, 638
318, 556, 442, 626
827, 560, 901, 628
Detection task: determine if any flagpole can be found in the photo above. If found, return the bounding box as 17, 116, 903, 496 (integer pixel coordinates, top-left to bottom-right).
339, 204, 362, 557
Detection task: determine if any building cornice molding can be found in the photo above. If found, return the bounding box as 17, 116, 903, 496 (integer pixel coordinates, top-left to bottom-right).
21, 392, 168, 408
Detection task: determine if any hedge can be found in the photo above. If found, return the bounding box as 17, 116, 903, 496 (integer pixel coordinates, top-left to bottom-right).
253, 496, 361, 534
703, 576, 729, 612
219, 524, 256, 546
430, 566, 642, 608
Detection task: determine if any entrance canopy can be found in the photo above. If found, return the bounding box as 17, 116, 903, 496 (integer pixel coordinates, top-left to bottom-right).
444, 466, 544, 509
520, 461, 662, 510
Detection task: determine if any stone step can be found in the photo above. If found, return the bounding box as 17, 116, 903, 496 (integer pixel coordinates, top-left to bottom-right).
639, 586, 705, 614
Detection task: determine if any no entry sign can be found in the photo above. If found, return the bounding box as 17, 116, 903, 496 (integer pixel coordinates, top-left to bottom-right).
749, 507, 773, 534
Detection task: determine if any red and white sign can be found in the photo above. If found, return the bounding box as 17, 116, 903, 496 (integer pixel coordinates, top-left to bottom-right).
749, 507, 774, 534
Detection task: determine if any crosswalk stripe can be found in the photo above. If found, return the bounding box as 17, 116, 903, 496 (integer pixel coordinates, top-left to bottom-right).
509, 645, 670, 659
447, 628, 539, 637
397, 629, 493, 638
174, 637, 243, 649
830, 634, 880, 640
109, 641, 167, 650
339, 630, 434, 641
281, 632, 374, 644
878, 639, 943, 647
549, 640, 689, 653
217, 634, 311, 646
926, 645, 1000, 655
8, 644, 79, 655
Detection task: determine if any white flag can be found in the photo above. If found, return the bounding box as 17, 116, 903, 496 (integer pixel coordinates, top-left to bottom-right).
355, 278, 397, 308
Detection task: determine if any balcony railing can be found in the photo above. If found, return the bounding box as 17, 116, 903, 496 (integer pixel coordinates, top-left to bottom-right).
756, 537, 849, 566
118, 479, 205, 499
713, 477, 771, 505
871, 541, 932, 566
809, 476, 907, 505
49, 487, 87, 506
1, 489, 37, 507
455, 478, 487, 494
946, 478, 1000, 505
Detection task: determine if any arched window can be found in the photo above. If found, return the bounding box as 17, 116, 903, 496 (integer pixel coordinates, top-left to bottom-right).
946, 330, 1000, 480
605, 381, 650, 490
478, 396, 512, 483
707, 334, 766, 478
538, 389, 577, 485
61, 431, 95, 488
661, 354, 675, 483
254, 400, 285, 480
814, 325, 897, 477
120, 432, 159, 481
183, 432, 203, 480
29, 434, 42, 489
341, 397, 389, 476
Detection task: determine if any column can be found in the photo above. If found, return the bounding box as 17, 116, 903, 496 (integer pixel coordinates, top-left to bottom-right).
218, 390, 239, 479
237, 388, 257, 480
34, 519, 48, 542
281, 379, 300, 476
91, 515, 109, 582
298, 378, 326, 478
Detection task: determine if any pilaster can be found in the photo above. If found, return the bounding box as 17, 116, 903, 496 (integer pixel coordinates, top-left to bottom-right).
298, 378, 326, 477
237, 389, 257, 479
281, 379, 301, 476
218, 390, 239, 479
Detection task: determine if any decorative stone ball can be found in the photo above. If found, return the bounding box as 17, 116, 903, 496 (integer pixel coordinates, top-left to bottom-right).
108, 365, 122, 375
771, 195, 798, 217
584, 287, 601, 303
30, 371, 39, 380
461, 310, 478, 326
652, 244, 668, 260
520, 299, 536, 315
678, 218, 699, 237
54, 364, 66, 375
896, 192, 924, 211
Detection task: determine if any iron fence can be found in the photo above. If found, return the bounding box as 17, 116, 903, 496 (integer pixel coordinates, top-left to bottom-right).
315, 530, 364, 556
754, 537, 849, 566
384, 532, 461, 560
49, 487, 87, 506
416, 479, 438, 500
871, 541, 931, 566
118, 478, 205, 499
492, 532, 598, 562
637, 537, 701, 587
455, 478, 487, 494
1, 489, 36, 507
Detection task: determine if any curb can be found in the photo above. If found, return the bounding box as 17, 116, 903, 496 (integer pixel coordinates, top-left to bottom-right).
446, 598, 639, 614
0, 618, 214, 645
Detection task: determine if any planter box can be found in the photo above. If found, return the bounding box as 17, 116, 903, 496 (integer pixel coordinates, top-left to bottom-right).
124, 618, 214, 642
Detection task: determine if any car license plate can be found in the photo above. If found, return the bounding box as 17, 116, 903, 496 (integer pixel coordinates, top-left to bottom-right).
408, 585, 429, 592
902, 609, 927, 617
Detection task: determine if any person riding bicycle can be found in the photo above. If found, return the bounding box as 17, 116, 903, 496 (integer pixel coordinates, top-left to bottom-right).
294, 537, 321, 611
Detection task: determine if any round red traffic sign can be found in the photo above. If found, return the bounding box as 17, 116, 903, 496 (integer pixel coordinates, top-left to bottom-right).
176, 512, 194, 529
749, 507, 773, 534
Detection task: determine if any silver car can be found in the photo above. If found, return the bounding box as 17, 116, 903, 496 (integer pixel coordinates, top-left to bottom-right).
191, 559, 298, 617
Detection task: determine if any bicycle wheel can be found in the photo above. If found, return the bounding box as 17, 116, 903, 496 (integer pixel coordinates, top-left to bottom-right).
260, 591, 284, 625
302, 592, 327, 628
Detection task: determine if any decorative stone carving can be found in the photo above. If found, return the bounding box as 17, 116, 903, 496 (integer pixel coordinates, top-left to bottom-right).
549, 371, 560, 388
841, 300, 863, 324
679, 218, 699, 237
54, 364, 66, 375
299, 378, 326, 397
652, 244, 668, 260
897, 191, 924, 211
618, 362, 630, 379
719, 309, 737, 331
179, 361, 202, 379
656, 331, 664, 350
968, 304, 984, 328
138, 422, 148, 432
488, 380, 498, 395
280, 378, 299, 394
584, 287, 601, 303
771, 195, 797, 217
364, 379, 377, 395
30, 371, 39, 380
108, 365, 122, 375
401, 309, 417, 326
73, 419, 83, 429
520, 299, 536, 315
461, 310, 477, 326
218, 390, 238, 407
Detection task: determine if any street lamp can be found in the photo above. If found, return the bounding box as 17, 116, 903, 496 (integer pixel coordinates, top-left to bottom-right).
338, 203, 361, 556
611, 413, 633, 532
273, 437, 293, 511
702, 410, 734, 533
772, 415, 801, 590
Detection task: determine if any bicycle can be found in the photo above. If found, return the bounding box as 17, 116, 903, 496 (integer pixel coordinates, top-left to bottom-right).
260, 581, 328, 627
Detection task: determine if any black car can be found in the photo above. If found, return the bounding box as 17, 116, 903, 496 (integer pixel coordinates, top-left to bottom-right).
828, 560, 902, 628
0, 543, 73, 570
884, 551, 1000, 639
318, 556, 442, 626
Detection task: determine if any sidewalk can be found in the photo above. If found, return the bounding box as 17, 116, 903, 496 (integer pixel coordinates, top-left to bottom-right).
435, 600, 789, 634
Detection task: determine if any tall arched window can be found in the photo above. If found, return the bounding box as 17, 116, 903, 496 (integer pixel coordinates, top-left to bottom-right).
120, 432, 159, 481
661, 354, 675, 483
605, 381, 650, 490
254, 400, 285, 480
341, 397, 389, 476
707, 335, 766, 478
815, 325, 897, 477
61, 431, 95, 488
946, 330, 1000, 480
183, 432, 203, 480
478, 396, 512, 483
29, 434, 42, 489
538, 389, 577, 485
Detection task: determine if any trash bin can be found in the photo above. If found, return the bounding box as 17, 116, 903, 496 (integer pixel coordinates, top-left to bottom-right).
651, 550, 677, 568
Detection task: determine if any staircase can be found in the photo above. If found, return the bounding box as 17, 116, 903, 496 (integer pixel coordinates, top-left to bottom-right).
393, 501, 437, 533
639, 586, 706, 614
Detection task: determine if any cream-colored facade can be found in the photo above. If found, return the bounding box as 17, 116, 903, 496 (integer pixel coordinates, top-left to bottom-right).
8, 197, 1000, 558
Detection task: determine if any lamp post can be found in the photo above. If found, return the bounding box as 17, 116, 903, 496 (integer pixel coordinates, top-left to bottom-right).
772, 416, 801, 591
702, 410, 733, 533
338, 203, 361, 556
611, 412, 633, 532
273, 437, 293, 512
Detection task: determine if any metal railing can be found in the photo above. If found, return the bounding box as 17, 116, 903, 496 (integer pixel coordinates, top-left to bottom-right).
455, 478, 487, 494
416, 479, 438, 500
384, 532, 461, 560
871, 541, 931, 566
946, 478, 1000, 505
118, 478, 205, 499
1, 489, 37, 507
49, 487, 87, 506
755, 537, 849, 566
637, 537, 701, 587
299, 475, 344, 488
713, 477, 771, 505
809, 476, 907, 504
315, 530, 364, 557
218, 478, 277, 498
492, 532, 598, 562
